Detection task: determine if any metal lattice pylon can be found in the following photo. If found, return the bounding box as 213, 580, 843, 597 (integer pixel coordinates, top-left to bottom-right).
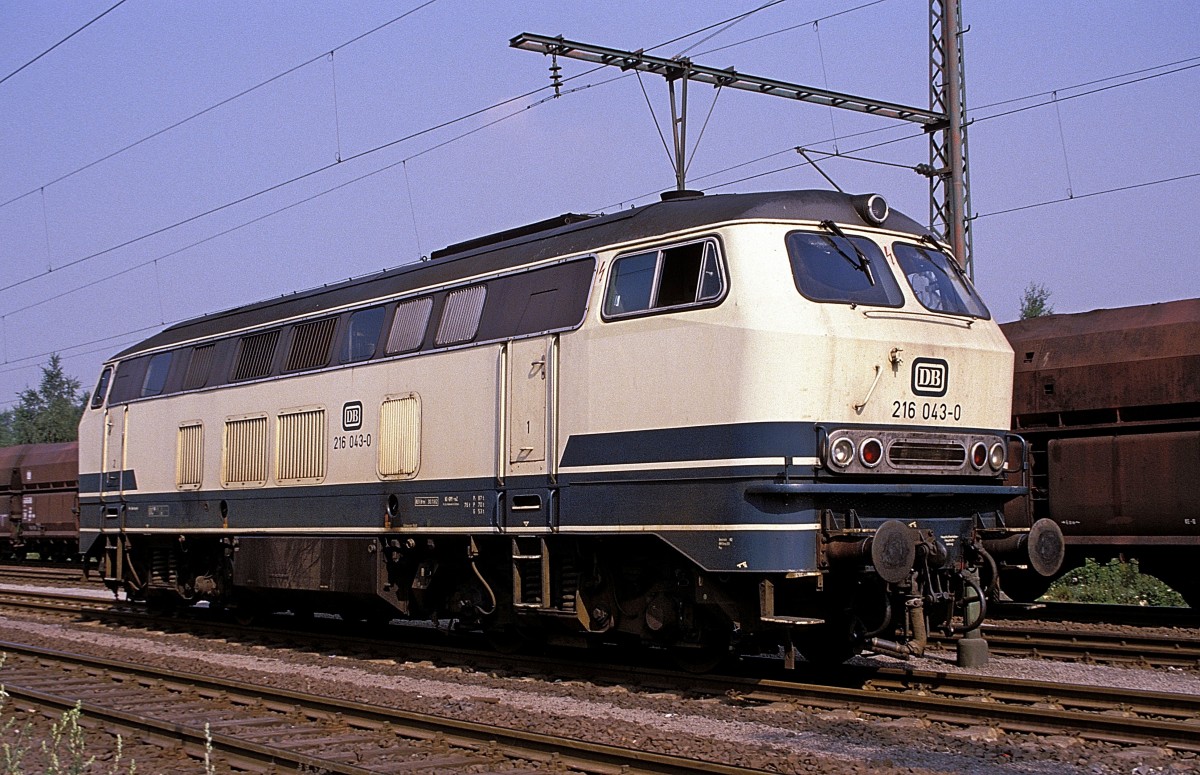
928, 0, 973, 278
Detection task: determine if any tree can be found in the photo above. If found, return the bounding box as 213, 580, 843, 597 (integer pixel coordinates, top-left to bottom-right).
2, 354, 87, 445
1019, 282, 1054, 319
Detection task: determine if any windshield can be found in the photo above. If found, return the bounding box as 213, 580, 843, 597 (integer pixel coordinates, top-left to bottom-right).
893, 242, 990, 319
786, 231, 904, 307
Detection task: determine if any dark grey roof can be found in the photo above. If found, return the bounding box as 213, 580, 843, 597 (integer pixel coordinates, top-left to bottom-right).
117, 189, 931, 358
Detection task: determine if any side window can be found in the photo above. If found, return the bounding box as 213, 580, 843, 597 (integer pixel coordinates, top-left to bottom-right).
90, 367, 113, 409
141, 352, 172, 397
786, 231, 904, 307
435, 285, 486, 346
342, 306, 385, 363
603, 239, 724, 319
604, 251, 656, 316
386, 297, 433, 354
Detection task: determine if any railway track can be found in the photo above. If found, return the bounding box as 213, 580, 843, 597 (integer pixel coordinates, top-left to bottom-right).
966, 622, 1200, 668
2, 587, 1199, 755
4, 584, 1200, 670
0, 562, 86, 585
0, 640, 773, 775
991, 601, 1200, 629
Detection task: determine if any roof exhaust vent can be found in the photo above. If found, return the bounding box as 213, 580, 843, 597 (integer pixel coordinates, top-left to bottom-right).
660, 189, 705, 202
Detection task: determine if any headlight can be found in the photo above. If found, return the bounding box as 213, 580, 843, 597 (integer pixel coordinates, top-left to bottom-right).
830, 437, 855, 467
970, 441, 987, 470
859, 438, 883, 468
988, 442, 1006, 471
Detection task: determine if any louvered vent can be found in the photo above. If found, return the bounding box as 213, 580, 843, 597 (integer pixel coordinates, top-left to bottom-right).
285, 317, 336, 372
176, 422, 204, 489
232, 330, 279, 381
435, 285, 486, 346
277, 407, 326, 483
386, 297, 433, 354
887, 439, 966, 469
222, 415, 268, 486
379, 394, 420, 478
183, 344, 215, 390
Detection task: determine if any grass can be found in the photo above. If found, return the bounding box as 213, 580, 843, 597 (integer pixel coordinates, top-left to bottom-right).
1043, 557, 1187, 607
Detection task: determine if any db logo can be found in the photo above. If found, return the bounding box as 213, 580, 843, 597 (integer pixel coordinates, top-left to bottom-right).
342, 401, 363, 431
911, 358, 948, 397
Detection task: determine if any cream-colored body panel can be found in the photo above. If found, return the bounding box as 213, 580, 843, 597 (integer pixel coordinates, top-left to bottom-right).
558, 222, 1012, 450
87, 345, 502, 496
81, 218, 1013, 499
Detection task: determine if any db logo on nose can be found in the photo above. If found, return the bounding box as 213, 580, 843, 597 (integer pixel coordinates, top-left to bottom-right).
342, 401, 363, 431
911, 358, 948, 397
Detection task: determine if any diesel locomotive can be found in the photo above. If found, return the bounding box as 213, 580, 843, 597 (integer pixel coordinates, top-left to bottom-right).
78, 189, 1059, 666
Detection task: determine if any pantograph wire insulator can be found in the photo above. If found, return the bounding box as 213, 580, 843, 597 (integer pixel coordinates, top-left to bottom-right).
549, 52, 562, 97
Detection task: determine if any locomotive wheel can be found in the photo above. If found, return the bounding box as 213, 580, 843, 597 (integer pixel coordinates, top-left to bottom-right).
795, 616, 860, 666
144, 590, 180, 616
230, 594, 261, 626
669, 611, 732, 674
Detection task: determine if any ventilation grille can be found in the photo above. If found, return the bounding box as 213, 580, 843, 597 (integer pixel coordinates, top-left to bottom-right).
222, 416, 268, 486
435, 285, 486, 346
277, 407, 326, 482
379, 395, 420, 478
285, 317, 336, 372
232, 330, 279, 381
176, 422, 204, 489
887, 439, 966, 469
386, 297, 433, 354
183, 344, 215, 390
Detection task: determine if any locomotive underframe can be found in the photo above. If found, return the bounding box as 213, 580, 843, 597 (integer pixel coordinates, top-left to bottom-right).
87, 485, 1045, 665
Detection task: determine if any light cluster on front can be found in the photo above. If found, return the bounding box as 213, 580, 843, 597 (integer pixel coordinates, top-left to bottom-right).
823, 429, 1006, 476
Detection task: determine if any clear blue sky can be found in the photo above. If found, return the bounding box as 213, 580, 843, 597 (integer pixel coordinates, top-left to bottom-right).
2, 0, 1198, 407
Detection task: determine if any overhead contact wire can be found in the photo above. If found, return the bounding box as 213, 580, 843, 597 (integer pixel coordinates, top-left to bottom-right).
0, 0, 441, 210
0, 0, 129, 86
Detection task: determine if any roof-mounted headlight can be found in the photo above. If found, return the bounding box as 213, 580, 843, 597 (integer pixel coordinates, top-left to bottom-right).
852, 193, 889, 225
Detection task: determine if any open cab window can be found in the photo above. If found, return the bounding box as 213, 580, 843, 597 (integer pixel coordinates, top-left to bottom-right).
893, 242, 990, 319
603, 239, 724, 319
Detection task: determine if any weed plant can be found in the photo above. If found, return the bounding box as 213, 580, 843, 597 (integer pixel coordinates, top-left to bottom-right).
0, 655, 136, 775
1044, 558, 1186, 607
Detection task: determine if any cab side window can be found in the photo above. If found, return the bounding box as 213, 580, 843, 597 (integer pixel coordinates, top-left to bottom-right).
141, 352, 173, 397
603, 239, 724, 319
91, 366, 113, 409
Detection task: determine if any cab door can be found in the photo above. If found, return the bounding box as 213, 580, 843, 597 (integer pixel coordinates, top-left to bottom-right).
503, 335, 557, 529
100, 404, 128, 522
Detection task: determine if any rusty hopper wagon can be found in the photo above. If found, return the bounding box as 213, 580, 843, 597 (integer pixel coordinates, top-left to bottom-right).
1000, 298, 1200, 606
0, 442, 79, 561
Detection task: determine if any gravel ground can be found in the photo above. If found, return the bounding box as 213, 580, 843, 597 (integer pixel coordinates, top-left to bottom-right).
0, 600, 1197, 775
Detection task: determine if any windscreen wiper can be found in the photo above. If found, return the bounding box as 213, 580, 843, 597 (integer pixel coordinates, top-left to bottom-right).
819, 220, 875, 285
919, 234, 971, 285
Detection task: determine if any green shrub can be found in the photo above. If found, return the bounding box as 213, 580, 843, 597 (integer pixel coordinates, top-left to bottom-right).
1045, 558, 1186, 606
